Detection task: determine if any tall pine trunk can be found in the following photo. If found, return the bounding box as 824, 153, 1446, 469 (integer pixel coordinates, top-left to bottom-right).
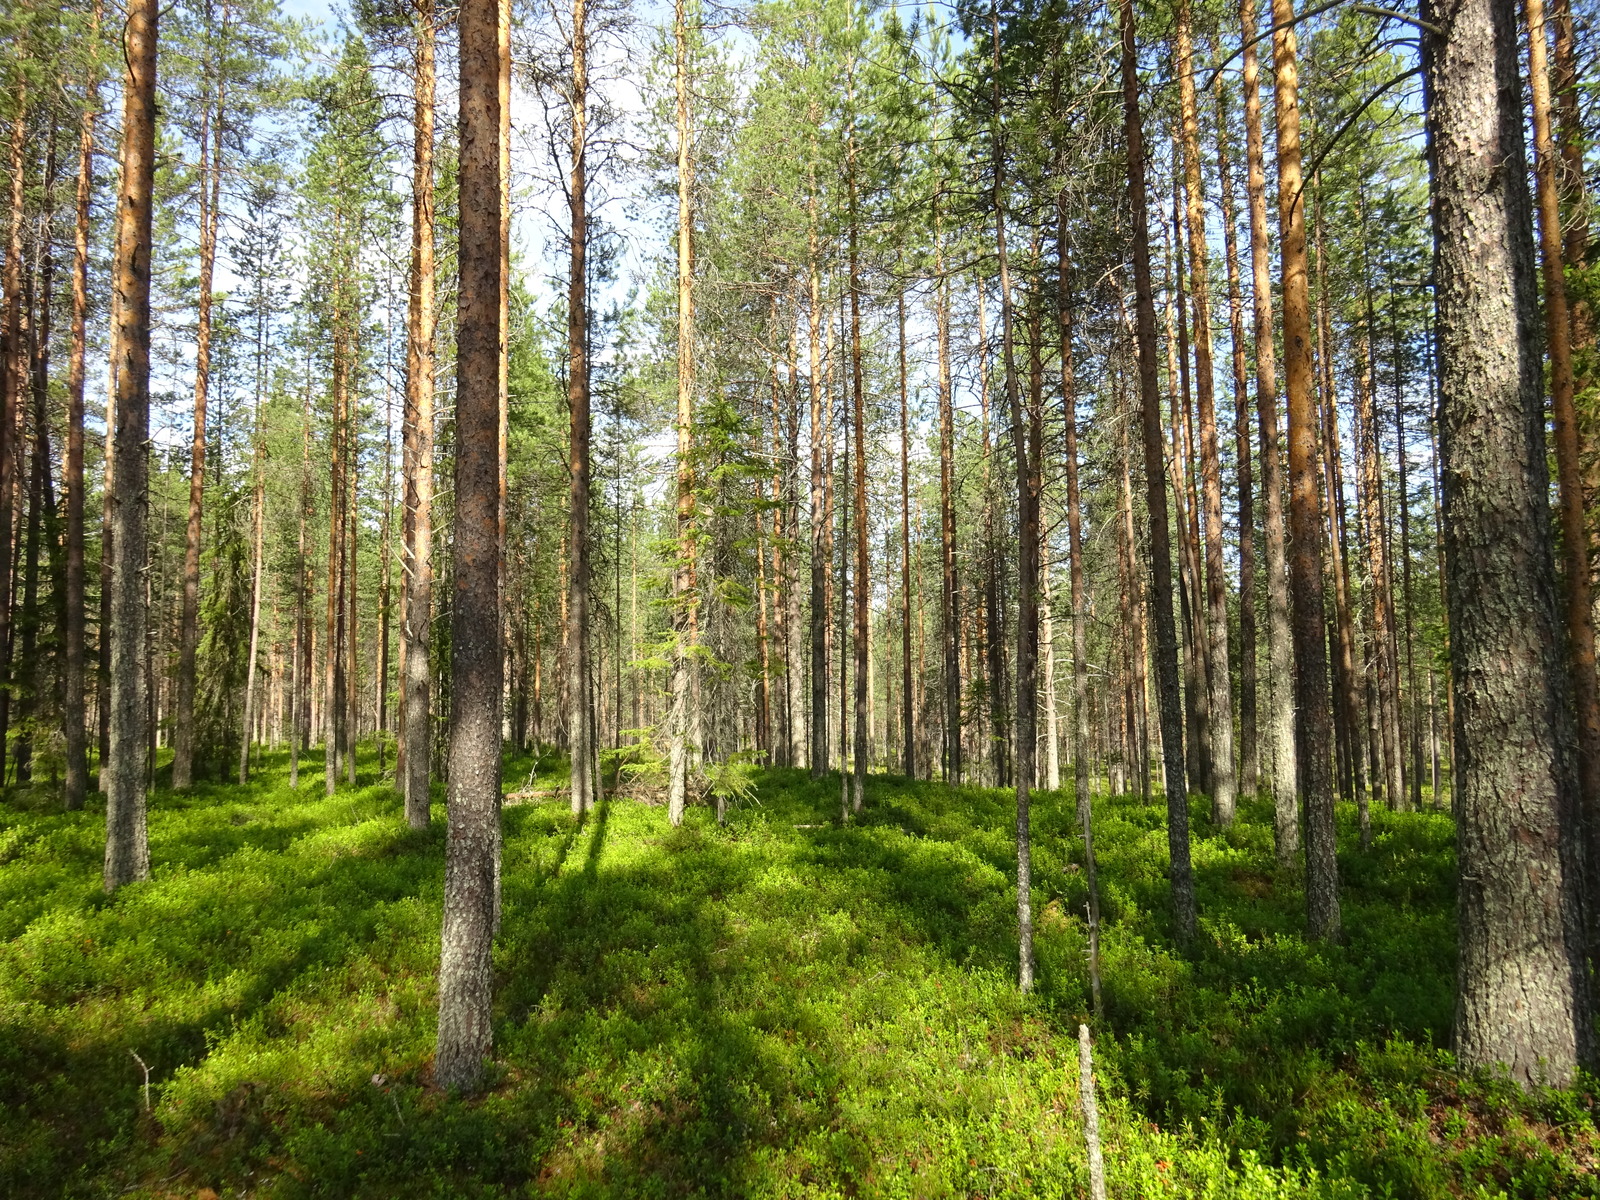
173, 71, 222, 790
807, 156, 829, 779
568, 0, 595, 816
62, 3, 100, 809
1119, 0, 1194, 940
1, 86, 27, 785
1526, 0, 1600, 929
1428, 0, 1592, 1085
19, 129, 60, 786
1240, 0, 1297, 860
898, 290, 914, 778
1272, 0, 1339, 938
435, 0, 504, 1093
936, 212, 960, 785
104, 0, 158, 891
846, 50, 868, 813
1177, 0, 1237, 824
403, 0, 437, 828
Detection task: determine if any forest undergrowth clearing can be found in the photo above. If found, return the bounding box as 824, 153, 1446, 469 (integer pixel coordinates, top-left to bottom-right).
1, 748, 1595, 1198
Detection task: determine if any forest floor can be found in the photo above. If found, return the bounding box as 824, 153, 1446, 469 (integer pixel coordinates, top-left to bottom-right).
2, 748, 1597, 1198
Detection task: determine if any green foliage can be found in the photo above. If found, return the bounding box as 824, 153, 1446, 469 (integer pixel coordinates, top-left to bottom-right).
599, 729, 668, 792
2, 758, 1595, 1197
194, 490, 252, 781
702, 748, 762, 811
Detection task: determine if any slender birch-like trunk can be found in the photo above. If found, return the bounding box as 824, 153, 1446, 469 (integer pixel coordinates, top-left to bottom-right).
1216, 76, 1257, 798
1058, 211, 1092, 822
667, 0, 697, 824
568, 0, 596, 816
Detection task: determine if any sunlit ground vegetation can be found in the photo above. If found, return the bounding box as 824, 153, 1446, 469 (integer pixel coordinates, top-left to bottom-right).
2, 752, 1595, 1198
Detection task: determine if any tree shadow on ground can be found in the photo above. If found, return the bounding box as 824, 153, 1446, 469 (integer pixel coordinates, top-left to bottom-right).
2, 756, 1577, 1200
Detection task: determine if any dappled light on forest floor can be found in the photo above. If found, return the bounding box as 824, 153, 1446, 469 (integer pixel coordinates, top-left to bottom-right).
2, 748, 1595, 1197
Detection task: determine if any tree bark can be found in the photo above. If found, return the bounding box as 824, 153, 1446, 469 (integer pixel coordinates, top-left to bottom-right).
173, 64, 223, 790
1167, 212, 1208, 795
784, 319, 804, 769
1058, 212, 1092, 823
979, 288, 1009, 790
239, 395, 267, 782
1, 85, 27, 786
1318, 301, 1367, 829
991, 10, 1035, 987
1177, 0, 1237, 825
1119, 0, 1194, 941
667, 0, 696, 824
936, 211, 960, 785
105, 0, 158, 891
403, 0, 437, 827
291, 379, 311, 790
1426, 0, 1592, 1084
849, 136, 868, 814
20, 126, 60, 786
63, 2, 102, 809
1273, 0, 1339, 938
1217, 75, 1257, 799
899, 290, 914, 778
435, 0, 504, 1094
807, 148, 828, 779
1117, 405, 1151, 802
1354, 263, 1406, 813
568, 0, 595, 816
326, 216, 350, 795
1241, 0, 1297, 862
1526, 0, 1600, 937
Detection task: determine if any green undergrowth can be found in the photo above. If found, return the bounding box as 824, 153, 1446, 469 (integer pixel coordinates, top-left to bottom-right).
1, 748, 1595, 1197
